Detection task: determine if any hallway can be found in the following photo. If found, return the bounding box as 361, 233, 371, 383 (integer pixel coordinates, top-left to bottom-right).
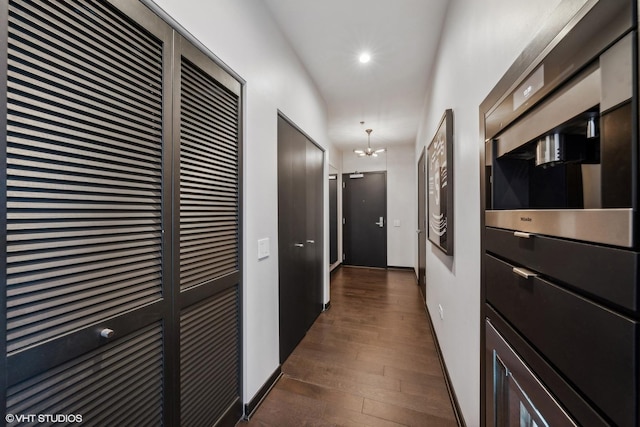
241, 267, 458, 426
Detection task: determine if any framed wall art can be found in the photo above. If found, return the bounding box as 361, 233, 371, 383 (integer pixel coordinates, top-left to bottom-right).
427, 109, 454, 255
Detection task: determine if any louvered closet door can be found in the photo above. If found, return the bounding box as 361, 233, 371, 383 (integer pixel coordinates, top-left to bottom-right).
173, 35, 242, 427
2, 1, 173, 425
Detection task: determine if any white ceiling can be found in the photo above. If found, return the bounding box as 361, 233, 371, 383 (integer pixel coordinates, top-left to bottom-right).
263, 0, 450, 152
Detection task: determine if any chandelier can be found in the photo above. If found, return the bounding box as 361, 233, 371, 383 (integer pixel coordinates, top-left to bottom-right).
354, 128, 386, 157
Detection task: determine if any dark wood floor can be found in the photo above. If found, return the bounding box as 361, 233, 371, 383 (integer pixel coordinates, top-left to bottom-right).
239, 266, 458, 427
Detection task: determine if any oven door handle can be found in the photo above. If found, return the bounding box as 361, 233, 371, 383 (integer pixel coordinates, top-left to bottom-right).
513, 267, 538, 279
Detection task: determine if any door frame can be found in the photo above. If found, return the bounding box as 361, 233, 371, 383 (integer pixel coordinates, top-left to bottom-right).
418, 148, 427, 301
329, 174, 339, 265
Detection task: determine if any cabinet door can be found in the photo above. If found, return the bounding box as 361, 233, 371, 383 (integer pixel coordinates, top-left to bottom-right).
2, 0, 172, 423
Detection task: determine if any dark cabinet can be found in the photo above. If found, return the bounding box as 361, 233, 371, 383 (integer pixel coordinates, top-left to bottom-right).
485, 227, 640, 312
277, 115, 324, 363
485, 254, 638, 426
1, 1, 242, 425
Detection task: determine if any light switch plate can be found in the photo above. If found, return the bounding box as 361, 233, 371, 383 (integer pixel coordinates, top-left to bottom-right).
393, 220, 401, 227
258, 238, 270, 260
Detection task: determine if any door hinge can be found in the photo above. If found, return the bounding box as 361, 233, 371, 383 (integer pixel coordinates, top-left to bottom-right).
342, 181, 345, 188
343, 253, 345, 261
342, 218, 345, 225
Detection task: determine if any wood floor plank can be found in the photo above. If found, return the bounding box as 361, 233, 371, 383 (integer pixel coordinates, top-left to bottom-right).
376, 329, 435, 347
286, 357, 402, 392
341, 381, 456, 419
383, 365, 449, 390
363, 399, 457, 427
322, 406, 406, 427
401, 379, 451, 400
247, 388, 331, 426
276, 376, 365, 412
286, 347, 386, 377
356, 349, 443, 376
239, 267, 458, 427
306, 331, 438, 363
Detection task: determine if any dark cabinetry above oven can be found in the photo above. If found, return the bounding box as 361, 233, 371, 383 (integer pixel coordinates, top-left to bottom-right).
480, 0, 639, 426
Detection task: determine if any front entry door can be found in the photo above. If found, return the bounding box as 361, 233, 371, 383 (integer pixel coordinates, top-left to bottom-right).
343, 171, 387, 268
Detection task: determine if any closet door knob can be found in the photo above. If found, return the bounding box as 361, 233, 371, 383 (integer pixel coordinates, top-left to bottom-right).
100, 328, 115, 339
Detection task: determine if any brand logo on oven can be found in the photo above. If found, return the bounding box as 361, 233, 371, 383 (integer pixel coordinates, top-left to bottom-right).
520, 217, 532, 222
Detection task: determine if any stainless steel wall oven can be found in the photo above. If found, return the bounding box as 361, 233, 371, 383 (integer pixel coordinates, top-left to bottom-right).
481, 0, 639, 426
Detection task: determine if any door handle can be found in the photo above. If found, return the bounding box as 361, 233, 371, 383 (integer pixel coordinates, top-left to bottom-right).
294, 243, 304, 248
306, 240, 315, 244
375, 217, 384, 227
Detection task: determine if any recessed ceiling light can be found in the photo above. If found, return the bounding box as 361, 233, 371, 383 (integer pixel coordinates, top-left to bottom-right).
358, 52, 371, 64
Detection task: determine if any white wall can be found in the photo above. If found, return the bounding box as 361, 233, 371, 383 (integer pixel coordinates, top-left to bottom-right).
150, 0, 335, 405
415, 0, 563, 425
342, 145, 416, 268
386, 145, 416, 268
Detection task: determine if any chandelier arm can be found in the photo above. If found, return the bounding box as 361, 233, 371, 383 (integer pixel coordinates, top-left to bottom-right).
356, 128, 385, 157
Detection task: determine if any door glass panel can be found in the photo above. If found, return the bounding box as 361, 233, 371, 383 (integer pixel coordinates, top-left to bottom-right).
507, 373, 549, 427
487, 321, 577, 427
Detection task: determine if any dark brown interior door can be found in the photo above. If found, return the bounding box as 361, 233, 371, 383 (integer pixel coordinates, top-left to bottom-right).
343, 171, 387, 268
277, 115, 324, 363
418, 149, 427, 299
277, 116, 302, 363
305, 139, 324, 328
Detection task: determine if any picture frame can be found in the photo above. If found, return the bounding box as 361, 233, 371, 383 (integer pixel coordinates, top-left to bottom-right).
427, 109, 454, 255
